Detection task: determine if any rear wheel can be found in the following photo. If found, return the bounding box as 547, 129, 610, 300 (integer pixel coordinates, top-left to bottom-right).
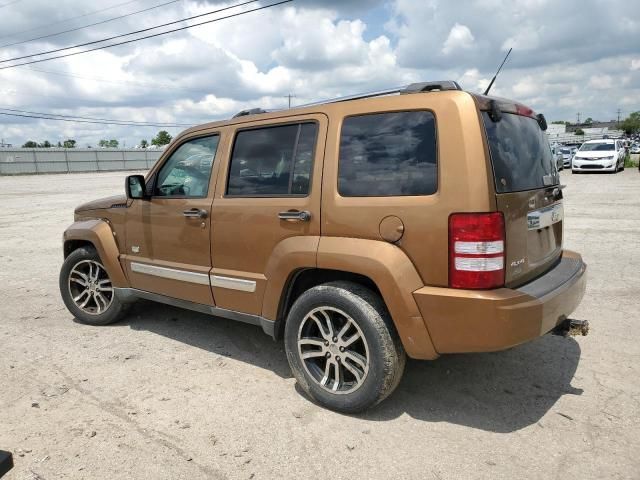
284, 281, 406, 413
59, 247, 127, 326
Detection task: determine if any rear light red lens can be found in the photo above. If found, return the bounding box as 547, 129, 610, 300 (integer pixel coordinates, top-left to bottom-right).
449, 212, 505, 289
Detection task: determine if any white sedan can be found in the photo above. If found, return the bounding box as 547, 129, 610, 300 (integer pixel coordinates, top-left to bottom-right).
572, 139, 625, 173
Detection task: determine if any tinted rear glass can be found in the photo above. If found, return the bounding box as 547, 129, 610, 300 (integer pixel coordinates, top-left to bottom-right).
482, 112, 559, 193
227, 122, 317, 196
338, 111, 437, 197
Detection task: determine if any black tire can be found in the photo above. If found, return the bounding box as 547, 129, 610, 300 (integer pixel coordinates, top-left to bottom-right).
59, 246, 127, 326
284, 281, 406, 413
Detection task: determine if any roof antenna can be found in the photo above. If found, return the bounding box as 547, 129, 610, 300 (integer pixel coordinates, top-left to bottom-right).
483, 47, 512, 96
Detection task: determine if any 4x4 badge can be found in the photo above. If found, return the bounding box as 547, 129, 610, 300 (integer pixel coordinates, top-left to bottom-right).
528, 198, 536, 209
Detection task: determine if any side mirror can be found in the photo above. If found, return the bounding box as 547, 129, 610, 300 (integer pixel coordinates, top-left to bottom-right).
126, 175, 147, 199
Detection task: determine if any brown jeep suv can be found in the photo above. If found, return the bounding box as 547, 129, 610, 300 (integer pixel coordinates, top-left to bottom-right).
60, 81, 587, 412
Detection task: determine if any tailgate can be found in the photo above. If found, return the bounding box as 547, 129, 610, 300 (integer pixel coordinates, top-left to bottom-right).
496, 189, 563, 286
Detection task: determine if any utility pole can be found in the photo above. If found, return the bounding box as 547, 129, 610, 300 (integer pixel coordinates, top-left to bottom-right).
284, 93, 296, 109
576, 112, 581, 124
616, 108, 622, 127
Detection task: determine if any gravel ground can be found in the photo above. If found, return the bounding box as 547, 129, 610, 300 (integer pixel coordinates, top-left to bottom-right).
1, 169, 639, 480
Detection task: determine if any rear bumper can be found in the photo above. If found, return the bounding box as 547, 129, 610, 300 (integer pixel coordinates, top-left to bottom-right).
413, 250, 587, 354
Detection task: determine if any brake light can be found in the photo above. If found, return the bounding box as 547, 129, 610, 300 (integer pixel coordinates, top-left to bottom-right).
449, 212, 505, 289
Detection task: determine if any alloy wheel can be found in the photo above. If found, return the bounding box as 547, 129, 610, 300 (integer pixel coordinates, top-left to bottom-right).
297, 306, 369, 394
68, 260, 113, 315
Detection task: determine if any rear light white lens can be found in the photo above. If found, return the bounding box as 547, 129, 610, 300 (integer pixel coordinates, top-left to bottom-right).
454, 256, 504, 272
454, 240, 504, 255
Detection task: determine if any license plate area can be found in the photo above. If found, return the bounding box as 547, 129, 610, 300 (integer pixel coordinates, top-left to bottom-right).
527, 204, 563, 230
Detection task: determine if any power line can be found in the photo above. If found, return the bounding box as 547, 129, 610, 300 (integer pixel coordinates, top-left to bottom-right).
0, 0, 181, 50
20, 66, 214, 96
0, 111, 190, 127
0, 0, 142, 40
0, 0, 260, 64
0, 0, 293, 71
0, 107, 194, 127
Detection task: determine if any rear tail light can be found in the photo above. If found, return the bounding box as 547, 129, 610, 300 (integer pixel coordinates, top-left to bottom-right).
449, 212, 505, 289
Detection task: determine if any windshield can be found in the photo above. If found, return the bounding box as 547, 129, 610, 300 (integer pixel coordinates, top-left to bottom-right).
579, 142, 615, 151
559, 148, 571, 154
482, 112, 559, 193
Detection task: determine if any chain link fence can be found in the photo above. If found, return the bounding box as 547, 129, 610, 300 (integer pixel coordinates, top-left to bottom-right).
0, 148, 163, 175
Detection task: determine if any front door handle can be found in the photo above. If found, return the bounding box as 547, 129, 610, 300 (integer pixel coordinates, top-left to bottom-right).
183, 208, 208, 219
278, 210, 311, 222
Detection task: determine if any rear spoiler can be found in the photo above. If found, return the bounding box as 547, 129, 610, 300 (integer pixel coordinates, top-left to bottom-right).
472, 94, 548, 130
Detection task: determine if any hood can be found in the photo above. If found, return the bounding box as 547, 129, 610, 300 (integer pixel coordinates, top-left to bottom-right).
574, 151, 616, 159
75, 195, 127, 213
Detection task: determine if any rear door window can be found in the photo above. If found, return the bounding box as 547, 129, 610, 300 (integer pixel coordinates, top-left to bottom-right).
227, 122, 318, 197
338, 111, 437, 197
482, 112, 559, 193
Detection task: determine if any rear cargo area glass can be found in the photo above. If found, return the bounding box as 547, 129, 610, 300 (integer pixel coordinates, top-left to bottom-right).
482, 112, 558, 193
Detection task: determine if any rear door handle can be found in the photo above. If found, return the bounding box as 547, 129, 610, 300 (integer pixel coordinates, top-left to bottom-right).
183, 208, 208, 219
278, 210, 311, 222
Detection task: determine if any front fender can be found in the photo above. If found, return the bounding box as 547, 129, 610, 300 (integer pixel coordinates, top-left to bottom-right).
317, 237, 437, 360
63, 219, 128, 288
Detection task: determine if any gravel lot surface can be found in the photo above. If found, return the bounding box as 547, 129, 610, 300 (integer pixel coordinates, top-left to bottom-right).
1, 170, 639, 480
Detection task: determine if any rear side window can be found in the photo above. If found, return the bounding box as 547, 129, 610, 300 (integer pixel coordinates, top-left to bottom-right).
227, 122, 318, 196
482, 112, 559, 193
338, 111, 437, 197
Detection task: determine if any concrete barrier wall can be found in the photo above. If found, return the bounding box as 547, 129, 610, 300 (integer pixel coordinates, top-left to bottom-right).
0, 148, 164, 175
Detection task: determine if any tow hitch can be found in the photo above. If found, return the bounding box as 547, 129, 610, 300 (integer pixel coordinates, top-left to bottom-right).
552, 318, 590, 337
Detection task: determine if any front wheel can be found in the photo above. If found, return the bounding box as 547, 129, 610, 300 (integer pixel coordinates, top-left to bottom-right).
284, 281, 406, 413
59, 247, 127, 326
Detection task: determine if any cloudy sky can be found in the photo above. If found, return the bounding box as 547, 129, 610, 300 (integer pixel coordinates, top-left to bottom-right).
0, 0, 638, 147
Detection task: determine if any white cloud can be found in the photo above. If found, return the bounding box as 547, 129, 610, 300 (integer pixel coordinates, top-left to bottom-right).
588, 74, 614, 90
442, 24, 475, 55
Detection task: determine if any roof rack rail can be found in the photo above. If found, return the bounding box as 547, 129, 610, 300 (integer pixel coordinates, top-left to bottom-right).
295, 80, 462, 108
401, 81, 462, 94
232, 108, 269, 119
231, 81, 463, 117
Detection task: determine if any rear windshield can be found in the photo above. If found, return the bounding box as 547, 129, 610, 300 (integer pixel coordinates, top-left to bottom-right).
482, 112, 559, 193
579, 142, 614, 151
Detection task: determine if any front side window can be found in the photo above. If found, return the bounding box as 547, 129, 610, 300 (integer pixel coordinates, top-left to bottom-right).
338, 111, 438, 197
227, 122, 318, 196
155, 135, 219, 197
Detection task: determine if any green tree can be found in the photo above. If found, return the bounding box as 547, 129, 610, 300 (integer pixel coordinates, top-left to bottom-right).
22, 140, 37, 148
151, 130, 172, 146
57, 141, 62, 147
38, 140, 52, 148
139, 139, 148, 149
584, 117, 593, 124
620, 111, 640, 134
98, 139, 109, 147
551, 120, 570, 125
108, 139, 119, 148
575, 128, 585, 136
63, 139, 76, 148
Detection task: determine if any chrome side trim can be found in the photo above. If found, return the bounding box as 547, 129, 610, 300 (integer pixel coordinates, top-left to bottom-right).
131, 262, 210, 286
114, 288, 275, 337
210, 275, 256, 293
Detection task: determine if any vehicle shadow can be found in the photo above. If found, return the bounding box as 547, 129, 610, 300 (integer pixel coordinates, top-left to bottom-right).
362, 335, 583, 433
119, 300, 582, 433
